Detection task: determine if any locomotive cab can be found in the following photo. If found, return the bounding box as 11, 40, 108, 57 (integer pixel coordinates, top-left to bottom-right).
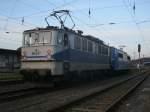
21, 27, 70, 80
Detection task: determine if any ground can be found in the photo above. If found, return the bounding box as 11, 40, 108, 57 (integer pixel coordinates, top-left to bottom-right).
0, 70, 23, 81
115, 74, 150, 112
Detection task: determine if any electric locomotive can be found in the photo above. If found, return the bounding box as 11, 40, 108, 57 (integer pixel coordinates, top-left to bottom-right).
21, 26, 110, 81
20, 10, 131, 81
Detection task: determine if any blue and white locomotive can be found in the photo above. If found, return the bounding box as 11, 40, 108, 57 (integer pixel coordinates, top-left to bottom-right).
20, 10, 131, 81
110, 47, 131, 70
21, 26, 111, 80
21, 26, 131, 80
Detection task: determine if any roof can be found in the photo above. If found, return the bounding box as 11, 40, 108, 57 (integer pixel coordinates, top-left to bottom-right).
110, 46, 130, 56
84, 35, 104, 44
24, 26, 74, 33
132, 57, 150, 63
0, 48, 20, 54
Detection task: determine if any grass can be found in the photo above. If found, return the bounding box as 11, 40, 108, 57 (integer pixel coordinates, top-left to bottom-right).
0, 70, 23, 81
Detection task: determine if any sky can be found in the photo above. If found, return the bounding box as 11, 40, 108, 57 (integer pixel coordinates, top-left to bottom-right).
0, 0, 150, 59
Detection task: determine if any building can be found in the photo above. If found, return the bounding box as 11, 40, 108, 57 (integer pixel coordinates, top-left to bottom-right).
132, 57, 150, 68
0, 48, 20, 72
141, 57, 150, 67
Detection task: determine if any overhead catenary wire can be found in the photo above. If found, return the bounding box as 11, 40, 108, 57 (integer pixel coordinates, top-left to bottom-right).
44, 0, 57, 8
69, 1, 150, 53
0, 2, 39, 33
4, 0, 148, 20
89, 19, 150, 27
122, 0, 150, 57
127, 0, 136, 14
133, 0, 136, 14
3, 0, 18, 30
67, 3, 127, 47
0, 0, 80, 29
0, 0, 78, 36
19, 0, 43, 12
88, 0, 91, 19
1, 0, 149, 34
71, 0, 146, 48
72, 15, 121, 46
0, 12, 38, 28
122, 0, 146, 43
0, 0, 81, 48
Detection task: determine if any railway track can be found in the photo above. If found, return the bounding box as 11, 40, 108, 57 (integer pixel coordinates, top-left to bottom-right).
0, 81, 55, 103
0, 80, 24, 86
0, 71, 148, 112
0, 82, 41, 98
53, 73, 148, 112
0, 87, 52, 103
